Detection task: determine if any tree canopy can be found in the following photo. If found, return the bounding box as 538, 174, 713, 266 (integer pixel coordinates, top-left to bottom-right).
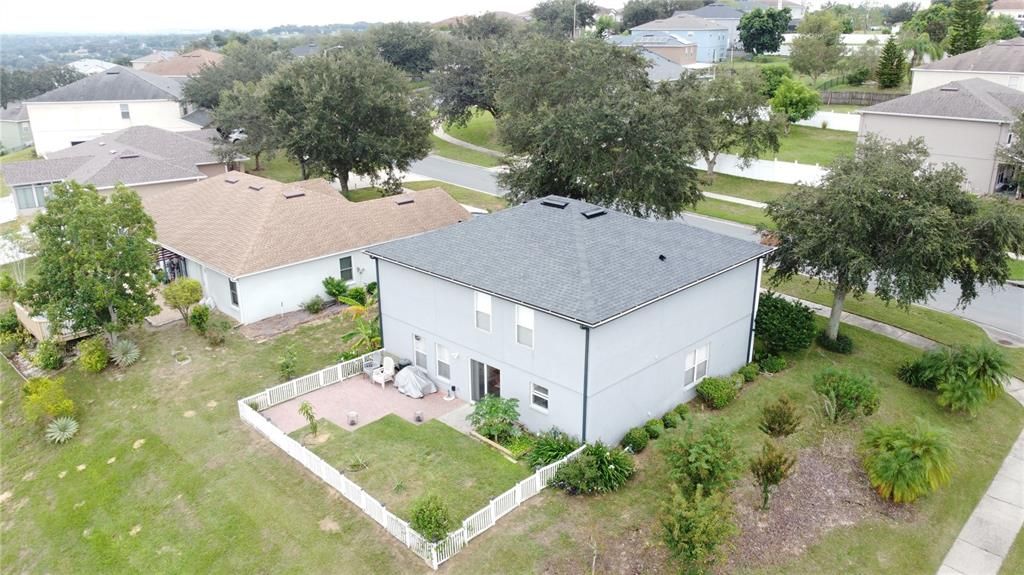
262, 51, 432, 191
449, 12, 523, 41
182, 38, 290, 109
27, 182, 158, 342
211, 80, 277, 170
905, 4, 952, 44
983, 14, 1021, 43
875, 36, 906, 89
492, 37, 702, 218
531, 0, 599, 37
369, 22, 439, 78
1, 65, 84, 108
430, 35, 502, 127
767, 136, 1024, 341
946, 0, 986, 55
738, 8, 792, 56
790, 13, 844, 83
770, 77, 820, 129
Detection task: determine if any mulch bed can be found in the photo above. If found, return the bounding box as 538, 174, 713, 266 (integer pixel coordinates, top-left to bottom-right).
238, 302, 345, 343
725, 438, 914, 572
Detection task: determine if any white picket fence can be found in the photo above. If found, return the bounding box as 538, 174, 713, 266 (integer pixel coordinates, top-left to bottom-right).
236, 354, 587, 569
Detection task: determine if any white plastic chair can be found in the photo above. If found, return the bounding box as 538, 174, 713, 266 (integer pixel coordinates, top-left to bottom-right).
372, 357, 395, 390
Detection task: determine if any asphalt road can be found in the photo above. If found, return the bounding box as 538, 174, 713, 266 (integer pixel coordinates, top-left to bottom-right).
409, 154, 1024, 339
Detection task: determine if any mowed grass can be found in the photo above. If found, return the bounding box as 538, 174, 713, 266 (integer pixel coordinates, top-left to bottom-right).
690, 197, 774, 229
767, 273, 1024, 380
0, 146, 36, 164
1009, 258, 1024, 281
1003, 530, 1024, 575
243, 153, 303, 183
429, 135, 503, 168
702, 173, 797, 204
348, 180, 506, 213
295, 416, 529, 522
444, 111, 506, 153
763, 125, 857, 166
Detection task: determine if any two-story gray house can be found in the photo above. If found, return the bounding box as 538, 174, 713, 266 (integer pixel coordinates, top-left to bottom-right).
365, 196, 772, 443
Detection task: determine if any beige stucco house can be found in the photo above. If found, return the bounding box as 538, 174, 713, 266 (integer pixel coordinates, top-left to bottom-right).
859, 79, 1024, 195
911, 38, 1024, 94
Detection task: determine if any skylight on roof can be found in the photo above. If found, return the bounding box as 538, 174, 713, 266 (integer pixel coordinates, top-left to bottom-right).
541, 199, 569, 209
582, 208, 607, 219
119, 153, 139, 159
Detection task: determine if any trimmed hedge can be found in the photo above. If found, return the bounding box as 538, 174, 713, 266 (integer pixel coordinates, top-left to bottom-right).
697, 376, 738, 409
621, 427, 650, 453
755, 292, 816, 354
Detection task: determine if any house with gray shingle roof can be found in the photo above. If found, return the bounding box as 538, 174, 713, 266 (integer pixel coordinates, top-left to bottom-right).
859, 78, 1024, 195
25, 65, 201, 155
631, 13, 729, 62
0, 125, 233, 213
911, 38, 1024, 94
365, 196, 772, 443
606, 33, 696, 81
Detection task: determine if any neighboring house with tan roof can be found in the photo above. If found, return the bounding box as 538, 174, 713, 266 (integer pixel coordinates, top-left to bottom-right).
25, 65, 199, 155
859, 78, 1024, 195
142, 49, 224, 78
911, 38, 1024, 94
0, 125, 232, 213
130, 50, 177, 70
143, 171, 471, 323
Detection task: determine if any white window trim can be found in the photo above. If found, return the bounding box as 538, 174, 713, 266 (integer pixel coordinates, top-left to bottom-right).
683, 343, 710, 389
474, 292, 491, 333
515, 305, 534, 349
413, 335, 427, 370
228, 279, 240, 309
435, 343, 451, 382
530, 382, 549, 413
339, 256, 354, 282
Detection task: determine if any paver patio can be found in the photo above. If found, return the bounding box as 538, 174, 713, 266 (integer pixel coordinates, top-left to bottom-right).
262, 373, 466, 433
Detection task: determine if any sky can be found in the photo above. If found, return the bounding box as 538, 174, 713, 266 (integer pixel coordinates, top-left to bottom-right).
1, 0, 624, 34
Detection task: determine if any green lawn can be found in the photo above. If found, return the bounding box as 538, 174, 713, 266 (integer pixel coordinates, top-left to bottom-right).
766, 273, 1024, 380
348, 180, 506, 213
295, 416, 529, 523
445, 111, 506, 153
690, 197, 774, 229
703, 174, 797, 204
430, 135, 503, 168
244, 154, 303, 183
1003, 531, 1024, 575
344, 187, 384, 202
764, 125, 857, 166
1009, 258, 1024, 281
0, 146, 36, 164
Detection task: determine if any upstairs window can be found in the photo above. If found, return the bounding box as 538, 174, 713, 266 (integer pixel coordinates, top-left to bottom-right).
516, 305, 534, 348
474, 292, 491, 332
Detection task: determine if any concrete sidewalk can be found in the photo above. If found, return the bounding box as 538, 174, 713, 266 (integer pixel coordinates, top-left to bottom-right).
433, 127, 504, 158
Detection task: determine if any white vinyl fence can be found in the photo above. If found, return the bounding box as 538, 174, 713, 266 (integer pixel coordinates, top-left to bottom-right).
691, 153, 827, 185
796, 110, 860, 132
237, 352, 587, 569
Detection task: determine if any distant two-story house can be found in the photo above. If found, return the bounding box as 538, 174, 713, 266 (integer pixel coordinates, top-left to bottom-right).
606, 33, 697, 82
366, 196, 772, 443
911, 38, 1024, 94
679, 4, 746, 48
25, 65, 201, 155
631, 13, 729, 63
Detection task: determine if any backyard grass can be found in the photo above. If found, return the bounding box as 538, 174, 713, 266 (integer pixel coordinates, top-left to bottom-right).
689, 196, 773, 229
1003, 531, 1024, 575
348, 180, 506, 213
763, 125, 857, 166
1009, 258, 1024, 281
244, 153, 304, 183
429, 134, 503, 168
766, 273, 1024, 380
345, 187, 384, 202
702, 173, 797, 204
0, 146, 36, 164
293, 416, 529, 522
444, 110, 506, 153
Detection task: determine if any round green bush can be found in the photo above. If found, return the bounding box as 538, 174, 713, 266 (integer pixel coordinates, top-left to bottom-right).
738, 363, 759, 383
758, 354, 787, 374
813, 367, 879, 422
645, 418, 664, 439
673, 403, 690, 419
621, 426, 650, 453
755, 292, 817, 354
696, 376, 738, 409
553, 442, 635, 495
32, 338, 65, 370
0, 309, 19, 334
409, 494, 453, 542
189, 304, 211, 334
817, 330, 854, 354
76, 336, 109, 373
0, 331, 24, 356
662, 411, 682, 429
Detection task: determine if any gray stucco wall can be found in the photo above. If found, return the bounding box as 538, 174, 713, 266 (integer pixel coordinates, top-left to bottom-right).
184, 257, 240, 322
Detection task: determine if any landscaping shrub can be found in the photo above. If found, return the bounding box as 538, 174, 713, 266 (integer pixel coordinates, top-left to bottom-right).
22, 376, 75, 424
861, 421, 953, 503
813, 368, 879, 423
76, 336, 109, 373
205, 317, 232, 346
897, 350, 945, 391
755, 292, 816, 354
665, 420, 740, 495
645, 418, 664, 439
506, 434, 536, 459
278, 345, 298, 381
301, 295, 326, 314
32, 338, 64, 370
552, 442, 635, 495
758, 396, 801, 437
758, 354, 787, 374
0, 309, 18, 334
409, 494, 453, 542
189, 304, 211, 334
816, 330, 854, 354
749, 440, 796, 510
0, 331, 24, 356
738, 363, 759, 383
162, 278, 203, 322
621, 426, 650, 453
467, 395, 520, 443
697, 376, 738, 409
845, 66, 871, 86
0, 272, 16, 300
322, 277, 349, 299
366, 281, 378, 295
345, 286, 367, 306
110, 339, 141, 368
525, 427, 580, 469
936, 345, 1010, 415
298, 400, 318, 437
663, 411, 682, 429
45, 416, 79, 444
673, 403, 690, 420
661, 484, 737, 573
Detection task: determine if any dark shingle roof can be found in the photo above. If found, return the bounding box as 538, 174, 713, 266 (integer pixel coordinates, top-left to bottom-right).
632, 13, 728, 32
915, 38, 1024, 73
680, 4, 745, 19
367, 196, 771, 326
1, 126, 220, 188
861, 79, 1024, 123
0, 102, 29, 122
27, 66, 182, 103
182, 108, 213, 128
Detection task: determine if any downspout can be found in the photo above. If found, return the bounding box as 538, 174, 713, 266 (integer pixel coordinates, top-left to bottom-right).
746, 257, 764, 363
581, 326, 591, 442
374, 257, 384, 346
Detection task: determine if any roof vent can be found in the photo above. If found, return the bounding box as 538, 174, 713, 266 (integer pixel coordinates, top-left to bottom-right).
224, 177, 239, 184
283, 190, 305, 199
105, 69, 120, 75
248, 185, 264, 191
658, 254, 667, 262
119, 153, 140, 159
582, 208, 607, 219
940, 86, 959, 92
98, 142, 106, 146
541, 198, 569, 209
394, 197, 415, 205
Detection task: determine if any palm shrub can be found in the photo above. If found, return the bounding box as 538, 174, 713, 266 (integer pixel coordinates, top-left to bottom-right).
812, 368, 879, 423
298, 400, 318, 437
22, 376, 75, 424
861, 421, 953, 503
189, 304, 211, 334
758, 396, 801, 437
77, 336, 109, 373
621, 427, 650, 453
755, 292, 816, 354
32, 338, 64, 370
697, 376, 738, 409
410, 494, 452, 542
467, 395, 520, 443
645, 418, 664, 439
45, 416, 79, 444
525, 427, 580, 469
110, 339, 141, 368
552, 442, 635, 495
936, 345, 1010, 415
749, 440, 796, 510
660, 484, 737, 573
665, 420, 741, 495
897, 349, 948, 391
